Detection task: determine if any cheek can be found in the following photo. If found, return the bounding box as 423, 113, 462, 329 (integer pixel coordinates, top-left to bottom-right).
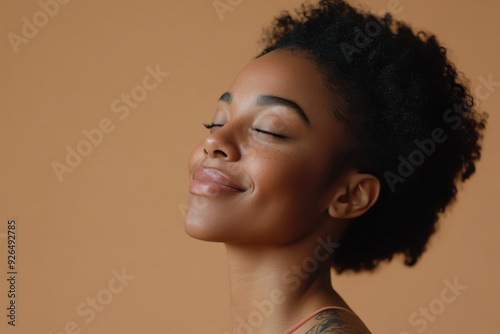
250, 149, 316, 195
247, 150, 325, 231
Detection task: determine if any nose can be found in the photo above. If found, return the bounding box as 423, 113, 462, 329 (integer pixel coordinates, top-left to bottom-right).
203, 125, 241, 161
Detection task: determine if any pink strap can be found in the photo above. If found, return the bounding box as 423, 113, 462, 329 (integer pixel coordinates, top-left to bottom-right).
283, 306, 356, 334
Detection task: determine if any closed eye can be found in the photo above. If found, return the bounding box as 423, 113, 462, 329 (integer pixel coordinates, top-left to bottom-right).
252, 127, 287, 139
203, 122, 287, 139
203, 122, 224, 129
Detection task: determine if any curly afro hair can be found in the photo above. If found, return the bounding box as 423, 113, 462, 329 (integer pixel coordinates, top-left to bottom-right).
258, 0, 487, 273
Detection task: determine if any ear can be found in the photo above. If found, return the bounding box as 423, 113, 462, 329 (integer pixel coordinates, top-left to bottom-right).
328, 172, 380, 219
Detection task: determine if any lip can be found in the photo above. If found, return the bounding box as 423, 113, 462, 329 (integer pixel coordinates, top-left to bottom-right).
189, 166, 246, 196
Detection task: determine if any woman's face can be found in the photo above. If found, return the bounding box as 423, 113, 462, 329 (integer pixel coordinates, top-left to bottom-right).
185, 48, 350, 245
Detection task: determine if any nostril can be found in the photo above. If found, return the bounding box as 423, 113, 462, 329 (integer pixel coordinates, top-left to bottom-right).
204, 146, 228, 158
203, 133, 238, 160
214, 149, 228, 157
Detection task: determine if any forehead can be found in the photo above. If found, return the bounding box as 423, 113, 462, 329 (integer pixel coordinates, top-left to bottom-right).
227, 49, 340, 125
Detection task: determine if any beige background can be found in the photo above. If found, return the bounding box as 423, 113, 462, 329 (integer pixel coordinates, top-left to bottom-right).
1, 0, 498, 333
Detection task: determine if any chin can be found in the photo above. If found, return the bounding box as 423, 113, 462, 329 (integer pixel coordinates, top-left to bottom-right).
184, 193, 242, 242
184, 209, 228, 242
184, 221, 215, 241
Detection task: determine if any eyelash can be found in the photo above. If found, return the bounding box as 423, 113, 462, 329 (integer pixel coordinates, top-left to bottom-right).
202, 122, 287, 139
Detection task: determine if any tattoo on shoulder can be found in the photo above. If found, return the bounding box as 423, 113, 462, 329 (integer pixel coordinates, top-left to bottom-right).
303, 310, 365, 334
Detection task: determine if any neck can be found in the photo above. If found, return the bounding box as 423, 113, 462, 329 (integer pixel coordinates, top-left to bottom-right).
224, 230, 348, 334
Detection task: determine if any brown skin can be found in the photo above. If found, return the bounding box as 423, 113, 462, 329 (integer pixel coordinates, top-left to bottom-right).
185, 49, 379, 333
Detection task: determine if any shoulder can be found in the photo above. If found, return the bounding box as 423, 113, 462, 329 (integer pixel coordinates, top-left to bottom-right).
297, 308, 371, 334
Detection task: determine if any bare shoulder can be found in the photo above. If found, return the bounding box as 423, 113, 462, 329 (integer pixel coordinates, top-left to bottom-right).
297, 309, 371, 334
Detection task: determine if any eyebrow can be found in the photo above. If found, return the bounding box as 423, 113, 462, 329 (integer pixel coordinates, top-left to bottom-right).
218, 92, 310, 125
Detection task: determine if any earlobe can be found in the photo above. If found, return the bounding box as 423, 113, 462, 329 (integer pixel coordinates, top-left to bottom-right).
328, 173, 380, 219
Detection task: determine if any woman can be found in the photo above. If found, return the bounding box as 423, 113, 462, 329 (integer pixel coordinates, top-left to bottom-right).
185, 0, 486, 333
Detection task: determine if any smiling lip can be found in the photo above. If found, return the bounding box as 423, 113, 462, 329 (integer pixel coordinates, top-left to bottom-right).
189, 166, 245, 196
